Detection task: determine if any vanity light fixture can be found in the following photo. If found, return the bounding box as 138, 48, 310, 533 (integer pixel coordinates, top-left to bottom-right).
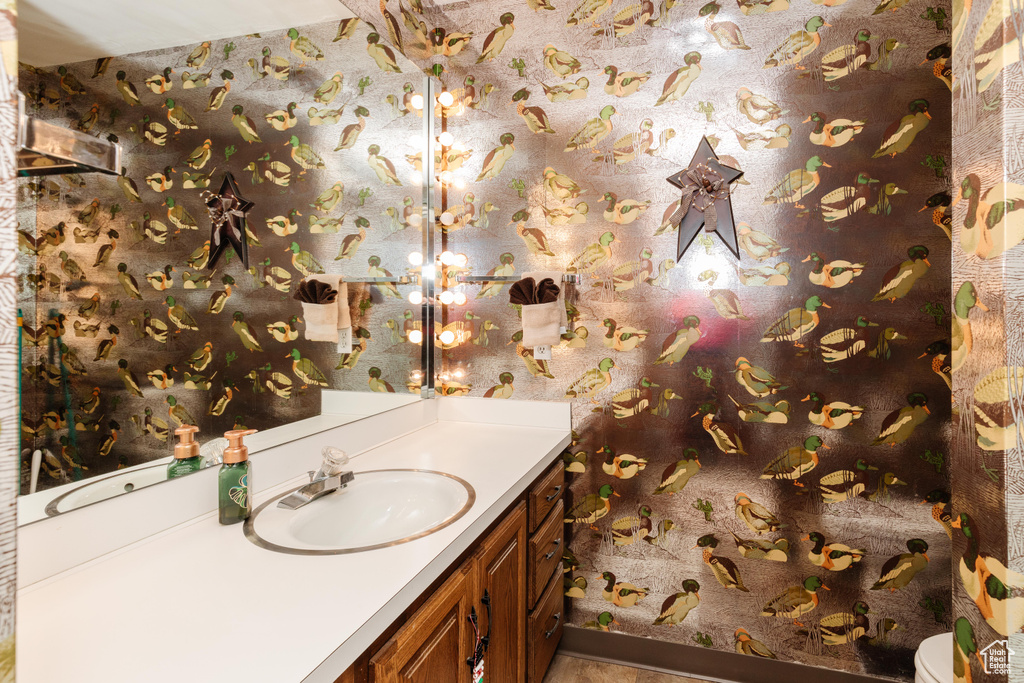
437, 91, 454, 107
439, 212, 455, 226
438, 131, 454, 147
408, 251, 423, 266
408, 329, 423, 344
439, 251, 456, 265
408, 290, 424, 305
453, 292, 467, 306
418, 77, 437, 399
453, 253, 468, 267
438, 291, 454, 305
439, 330, 456, 345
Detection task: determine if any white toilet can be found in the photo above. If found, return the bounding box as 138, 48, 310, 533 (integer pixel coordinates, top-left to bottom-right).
915, 632, 953, 683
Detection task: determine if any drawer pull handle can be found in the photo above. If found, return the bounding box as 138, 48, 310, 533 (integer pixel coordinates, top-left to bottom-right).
545, 485, 562, 502
545, 612, 561, 639
543, 538, 562, 560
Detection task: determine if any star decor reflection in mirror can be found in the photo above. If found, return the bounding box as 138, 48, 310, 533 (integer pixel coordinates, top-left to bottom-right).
16, 13, 433, 524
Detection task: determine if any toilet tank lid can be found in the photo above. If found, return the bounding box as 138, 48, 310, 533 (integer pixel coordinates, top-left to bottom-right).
917, 633, 953, 683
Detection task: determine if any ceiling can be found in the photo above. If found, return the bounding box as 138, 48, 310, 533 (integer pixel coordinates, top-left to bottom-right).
18, 0, 356, 67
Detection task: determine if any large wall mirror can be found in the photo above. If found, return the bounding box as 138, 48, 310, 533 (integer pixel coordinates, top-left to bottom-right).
16, 0, 436, 523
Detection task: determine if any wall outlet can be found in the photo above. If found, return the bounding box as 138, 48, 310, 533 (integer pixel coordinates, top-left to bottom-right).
534, 345, 552, 361
337, 327, 352, 354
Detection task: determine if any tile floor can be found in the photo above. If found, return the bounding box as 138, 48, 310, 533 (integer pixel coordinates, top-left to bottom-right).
542, 655, 711, 683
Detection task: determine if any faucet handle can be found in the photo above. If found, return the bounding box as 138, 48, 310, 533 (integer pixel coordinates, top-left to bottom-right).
321, 446, 349, 475
307, 470, 317, 482
200, 437, 228, 468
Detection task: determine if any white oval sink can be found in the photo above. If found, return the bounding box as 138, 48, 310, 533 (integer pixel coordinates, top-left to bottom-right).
245, 469, 475, 555
46, 462, 169, 516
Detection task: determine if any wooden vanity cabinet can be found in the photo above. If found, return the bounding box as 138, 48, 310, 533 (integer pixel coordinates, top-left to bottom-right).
475, 502, 528, 683
369, 557, 477, 683
350, 462, 565, 683
525, 464, 564, 682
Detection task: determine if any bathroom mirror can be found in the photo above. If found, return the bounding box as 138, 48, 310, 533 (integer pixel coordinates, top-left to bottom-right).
16, 0, 435, 523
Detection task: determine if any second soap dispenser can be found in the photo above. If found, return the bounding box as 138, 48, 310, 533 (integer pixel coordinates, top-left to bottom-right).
219, 429, 258, 525
168, 425, 202, 479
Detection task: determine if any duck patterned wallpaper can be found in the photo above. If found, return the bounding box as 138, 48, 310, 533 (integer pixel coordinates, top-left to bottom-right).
16, 20, 424, 493
342, 0, 955, 677
950, 0, 1024, 678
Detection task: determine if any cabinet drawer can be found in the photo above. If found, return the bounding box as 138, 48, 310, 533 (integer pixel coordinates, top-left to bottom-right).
528, 464, 563, 533
528, 500, 563, 608
527, 570, 562, 682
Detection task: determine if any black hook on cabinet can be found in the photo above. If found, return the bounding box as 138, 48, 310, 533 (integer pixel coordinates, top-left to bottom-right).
466, 590, 492, 670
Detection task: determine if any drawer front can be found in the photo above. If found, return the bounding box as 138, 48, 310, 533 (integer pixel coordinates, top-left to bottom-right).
528, 463, 564, 533
528, 500, 563, 608
527, 570, 563, 682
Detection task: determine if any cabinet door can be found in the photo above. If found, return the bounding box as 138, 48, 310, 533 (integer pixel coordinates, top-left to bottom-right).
476, 502, 527, 683
370, 558, 475, 683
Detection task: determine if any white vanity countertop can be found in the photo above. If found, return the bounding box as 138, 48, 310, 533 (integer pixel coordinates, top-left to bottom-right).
16, 414, 570, 683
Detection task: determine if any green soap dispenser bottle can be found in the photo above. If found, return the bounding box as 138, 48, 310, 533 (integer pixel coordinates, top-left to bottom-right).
219, 428, 257, 525
168, 424, 202, 479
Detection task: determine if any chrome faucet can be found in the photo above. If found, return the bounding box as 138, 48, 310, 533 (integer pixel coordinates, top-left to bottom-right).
277, 446, 354, 510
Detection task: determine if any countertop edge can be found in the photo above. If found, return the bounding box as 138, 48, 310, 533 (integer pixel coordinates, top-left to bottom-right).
301, 431, 571, 683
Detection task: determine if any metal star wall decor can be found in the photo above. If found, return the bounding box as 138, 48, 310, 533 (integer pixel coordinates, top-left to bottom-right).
667, 136, 744, 260
202, 172, 254, 270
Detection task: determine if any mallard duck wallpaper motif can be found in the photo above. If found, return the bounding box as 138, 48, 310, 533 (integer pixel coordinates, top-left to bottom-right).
948, 0, 1024, 671
336, 0, 958, 677
17, 20, 424, 492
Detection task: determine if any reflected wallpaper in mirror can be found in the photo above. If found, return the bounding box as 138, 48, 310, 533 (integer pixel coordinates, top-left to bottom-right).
17, 18, 428, 507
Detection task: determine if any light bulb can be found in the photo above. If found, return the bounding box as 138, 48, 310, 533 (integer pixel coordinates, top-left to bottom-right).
439, 291, 454, 305
440, 330, 455, 344
438, 91, 454, 107
410, 94, 424, 110
438, 131, 454, 146
440, 251, 455, 265
454, 369, 464, 379
453, 253, 468, 267
408, 213, 423, 227
408, 251, 423, 266
408, 329, 423, 344
453, 292, 467, 306
440, 212, 455, 226
440, 170, 453, 183
408, 290, 423, 305
409, 173, 421, 185
453, 177, 466, 190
